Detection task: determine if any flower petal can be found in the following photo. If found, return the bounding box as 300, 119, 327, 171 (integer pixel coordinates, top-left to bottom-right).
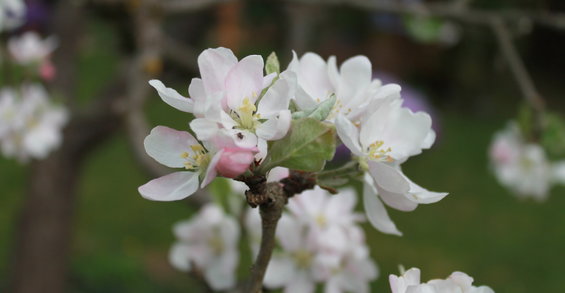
144, 126, 198, 168
169, 243, 192, 272
257, 71, 296, 117
363, 180, 402, 236
190, 118, 220, 141
367, 161, 410, 194
138, 171, 199, 201
264, 255, 295, 288
256, 110, 291, 141
225, 55, 264, 109
201, 150, 223, 187
335, 115, 364, 156
149, 80, 193, 113
198, 47, 238, 94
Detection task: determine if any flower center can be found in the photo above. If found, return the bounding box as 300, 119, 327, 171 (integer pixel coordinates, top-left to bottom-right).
315, 214, 327, 228
180, 144, 210, 171
208, 233, 225, 254
292, 249, 312, 269
367, 141, 393, 162
234, 97, 261, 131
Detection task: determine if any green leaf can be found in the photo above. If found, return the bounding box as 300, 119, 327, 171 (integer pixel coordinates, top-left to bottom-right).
258, 118, 336, 173
291, 94, 336, 121
265, 52, 280, 75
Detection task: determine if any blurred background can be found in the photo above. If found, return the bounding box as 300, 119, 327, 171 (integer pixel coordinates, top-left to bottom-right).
1, 0, 565, 292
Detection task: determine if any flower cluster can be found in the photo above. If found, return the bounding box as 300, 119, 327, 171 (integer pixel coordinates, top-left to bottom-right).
0, 0, 25, 32
169, 204, 240, 290
489, 122, 565, 200
8, 31, 58, 81
141, 47, 447, 236
389, 267, 494, 293
246, 187, 378, 293
0, 84, 67, 162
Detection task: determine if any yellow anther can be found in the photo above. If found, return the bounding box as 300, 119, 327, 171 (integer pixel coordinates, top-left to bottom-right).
180, 152, 189, 159
293, 250, 312, 269
315, 214, 327, 227
190, 144, 204, 152
368, 140, 393, 162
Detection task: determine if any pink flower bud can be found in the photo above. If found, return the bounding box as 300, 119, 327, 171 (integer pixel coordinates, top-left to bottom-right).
216, 147, 258, 178
40, 60, 56, 81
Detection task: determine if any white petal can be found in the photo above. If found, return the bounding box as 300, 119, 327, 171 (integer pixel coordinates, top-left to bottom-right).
267, 167, 289, 182
144, 126, 198, 168
422, 129, 436, 149
337, 55, 372, 99
225, 55, 264, 109
204, 251, 238, 290
363, 180, 402, 236
149, 80, 193, 113
198, 47, 238, 94
257, 72, 296, 117
256, 110, 291, 141
138, 171, 199, 201
284, 272, 315, 293
367, 161, 410, 194
169, 243, 192, 272
335, 115, 364, 156
377, 186, 419, 212
298, 52, 333, 100
407, 178, 448, 204
189, 118, 220, 141
552, 161, 565, 185
264, 255, 295, 288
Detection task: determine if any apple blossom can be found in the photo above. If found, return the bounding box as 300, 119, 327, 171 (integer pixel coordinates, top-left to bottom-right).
389, 267, 494, 293
335, 96, 446, 235
0, 84, 68, 162
169, 204, 240, 291
138, 126, 258, 201
287, 51, 398, 122
8, 31, 57, 65
489, 122, 564, 200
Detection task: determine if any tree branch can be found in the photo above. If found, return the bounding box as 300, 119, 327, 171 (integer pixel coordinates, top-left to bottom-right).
245, 182, 287, 293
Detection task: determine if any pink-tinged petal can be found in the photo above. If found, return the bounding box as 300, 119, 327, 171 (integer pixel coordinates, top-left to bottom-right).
138, 171, 199, 201
190, 118, 220, 141
267, 167, 289, 182
335, 115, 364, 156
169, 243, 192, 272
264, 255, 295, 288
198, 47, 238, 94
215, 147, 258, 178
367, 161, 410, 194
201, 150, 223, 187
225, 55, 264, 109
258, 71, 296, 117
363, 180, 402, 236
149, 80, 193, 113
144, 126, 198, 168
256, 110, 291, 141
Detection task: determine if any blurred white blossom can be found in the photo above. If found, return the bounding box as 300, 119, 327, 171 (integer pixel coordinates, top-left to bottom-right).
0, 84, 68, 162
389, 267, 494, 293
169, 204, 240, 291
8, 31, 57, 80
0, 0, 25, 32
489, 122, 565, 200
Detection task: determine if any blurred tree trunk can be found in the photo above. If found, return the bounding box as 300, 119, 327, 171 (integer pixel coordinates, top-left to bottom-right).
9, 2, 126, 292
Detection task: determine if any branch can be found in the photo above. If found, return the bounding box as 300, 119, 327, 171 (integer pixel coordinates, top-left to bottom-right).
288, 0, 565, 30
490, 18, 545, 136
245, 182, 287, 293
163, 0, 233, 14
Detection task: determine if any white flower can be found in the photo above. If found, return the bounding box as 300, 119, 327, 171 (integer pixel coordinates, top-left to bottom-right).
259, 187, 378, 293
0, 0, 25, 32
169, 204, 240, 291
287, 51, 396, 122
0, 84, 68, 162
149, 47, 293, 151
335, 97, 446, 235
389, 267, 494, 293
137, 126, 257, 201
8, 31, 57, 65
489, 122, 555, 200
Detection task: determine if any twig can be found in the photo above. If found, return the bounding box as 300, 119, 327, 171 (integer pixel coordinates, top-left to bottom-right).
245, 182, 287, 293
490, 18, 545, 137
